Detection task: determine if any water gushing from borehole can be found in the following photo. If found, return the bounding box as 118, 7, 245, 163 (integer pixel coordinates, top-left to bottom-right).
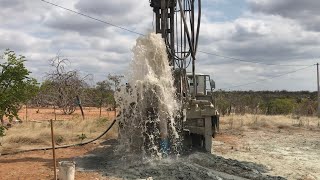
115, 33, 181, 159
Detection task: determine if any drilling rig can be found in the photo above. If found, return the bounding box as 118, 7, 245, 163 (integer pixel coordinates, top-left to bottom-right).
150, 0, 219, 152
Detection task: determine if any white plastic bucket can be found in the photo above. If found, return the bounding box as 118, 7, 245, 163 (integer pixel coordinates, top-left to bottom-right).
58, 161, 75, 180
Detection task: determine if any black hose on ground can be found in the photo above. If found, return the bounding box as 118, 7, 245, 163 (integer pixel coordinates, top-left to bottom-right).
0, 119, 117, 156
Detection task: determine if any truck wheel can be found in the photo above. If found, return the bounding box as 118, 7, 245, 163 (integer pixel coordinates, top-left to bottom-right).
212, 125, 216, 138
211, 115, 219, 138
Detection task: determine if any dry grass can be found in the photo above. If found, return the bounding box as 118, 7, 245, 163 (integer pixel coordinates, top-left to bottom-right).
2, 106, 318, 154
16, 106, 115, 121
0, 117, 118, 154
220, 114, 319, 131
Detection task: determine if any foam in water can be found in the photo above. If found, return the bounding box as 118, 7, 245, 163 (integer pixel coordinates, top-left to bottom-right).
115, 33, 181, 158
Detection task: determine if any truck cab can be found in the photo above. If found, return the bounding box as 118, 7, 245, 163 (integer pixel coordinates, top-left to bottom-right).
187, 73, 215, 101
183, 73, 219, 152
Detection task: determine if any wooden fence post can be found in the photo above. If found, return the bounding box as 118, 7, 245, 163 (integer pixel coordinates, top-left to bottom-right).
50, 119, 57, 180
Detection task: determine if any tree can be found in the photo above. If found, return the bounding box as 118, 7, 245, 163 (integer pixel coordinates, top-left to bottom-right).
215, 91, 231, 116
45, 55, 89, 115
94, 80, 113, 117
31, 80, 57, 108
108, 74, 123, 90
0, 50, 38, 124
267, 98, 296, 115
108, 74, 123, 110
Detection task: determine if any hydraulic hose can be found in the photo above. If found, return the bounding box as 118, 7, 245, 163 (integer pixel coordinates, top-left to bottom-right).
0, 119, 117, 156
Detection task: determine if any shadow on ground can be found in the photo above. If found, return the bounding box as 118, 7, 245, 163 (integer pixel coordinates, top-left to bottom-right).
76, 139, 286, 180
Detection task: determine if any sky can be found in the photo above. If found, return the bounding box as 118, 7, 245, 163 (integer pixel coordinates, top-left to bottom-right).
0, 0, 319, 91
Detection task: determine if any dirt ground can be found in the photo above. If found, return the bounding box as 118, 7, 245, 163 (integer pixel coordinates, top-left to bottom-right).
214, 116, 320, 180
1, 110, 319, 180
0, 142, 109, 180
0, 107, 116, 179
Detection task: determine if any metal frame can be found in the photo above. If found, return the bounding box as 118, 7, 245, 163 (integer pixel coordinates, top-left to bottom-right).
150, 0, 218, 153
150, 0, 202, 100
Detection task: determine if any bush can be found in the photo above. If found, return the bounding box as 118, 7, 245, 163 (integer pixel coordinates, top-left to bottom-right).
267, 98, 296, 115
77, 133, 87, 142
55, 135, 64, 144
0, 126, 6, 137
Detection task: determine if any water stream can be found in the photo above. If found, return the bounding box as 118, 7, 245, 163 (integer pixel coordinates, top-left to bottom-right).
115, 33, 181, 158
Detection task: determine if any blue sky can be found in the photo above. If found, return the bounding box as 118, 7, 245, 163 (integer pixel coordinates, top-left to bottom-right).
203, 0, 248, 21
0, 0, 319, 91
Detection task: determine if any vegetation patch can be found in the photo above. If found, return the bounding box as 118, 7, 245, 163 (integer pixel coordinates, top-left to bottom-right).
0, 117, 117, 154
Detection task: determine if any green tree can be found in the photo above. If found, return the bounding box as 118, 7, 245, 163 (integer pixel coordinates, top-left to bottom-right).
96, 80, 113, 106
215, 91, 230, 116
32, 80, 57, 107
267, 98, 296, 115
108, 74, 123, 110
0, 50, 38, 124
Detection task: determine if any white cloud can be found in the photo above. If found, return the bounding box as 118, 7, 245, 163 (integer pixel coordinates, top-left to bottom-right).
0, 0, 317, 91
247, 0, 320, 31
200, 13, 320, 62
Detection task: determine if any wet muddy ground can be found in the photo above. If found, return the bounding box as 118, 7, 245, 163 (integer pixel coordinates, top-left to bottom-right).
76, 139, 284, 180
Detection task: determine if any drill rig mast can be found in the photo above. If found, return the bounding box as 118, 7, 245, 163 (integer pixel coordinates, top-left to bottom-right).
150, 0, 219, 152
151, 0, 199, 98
